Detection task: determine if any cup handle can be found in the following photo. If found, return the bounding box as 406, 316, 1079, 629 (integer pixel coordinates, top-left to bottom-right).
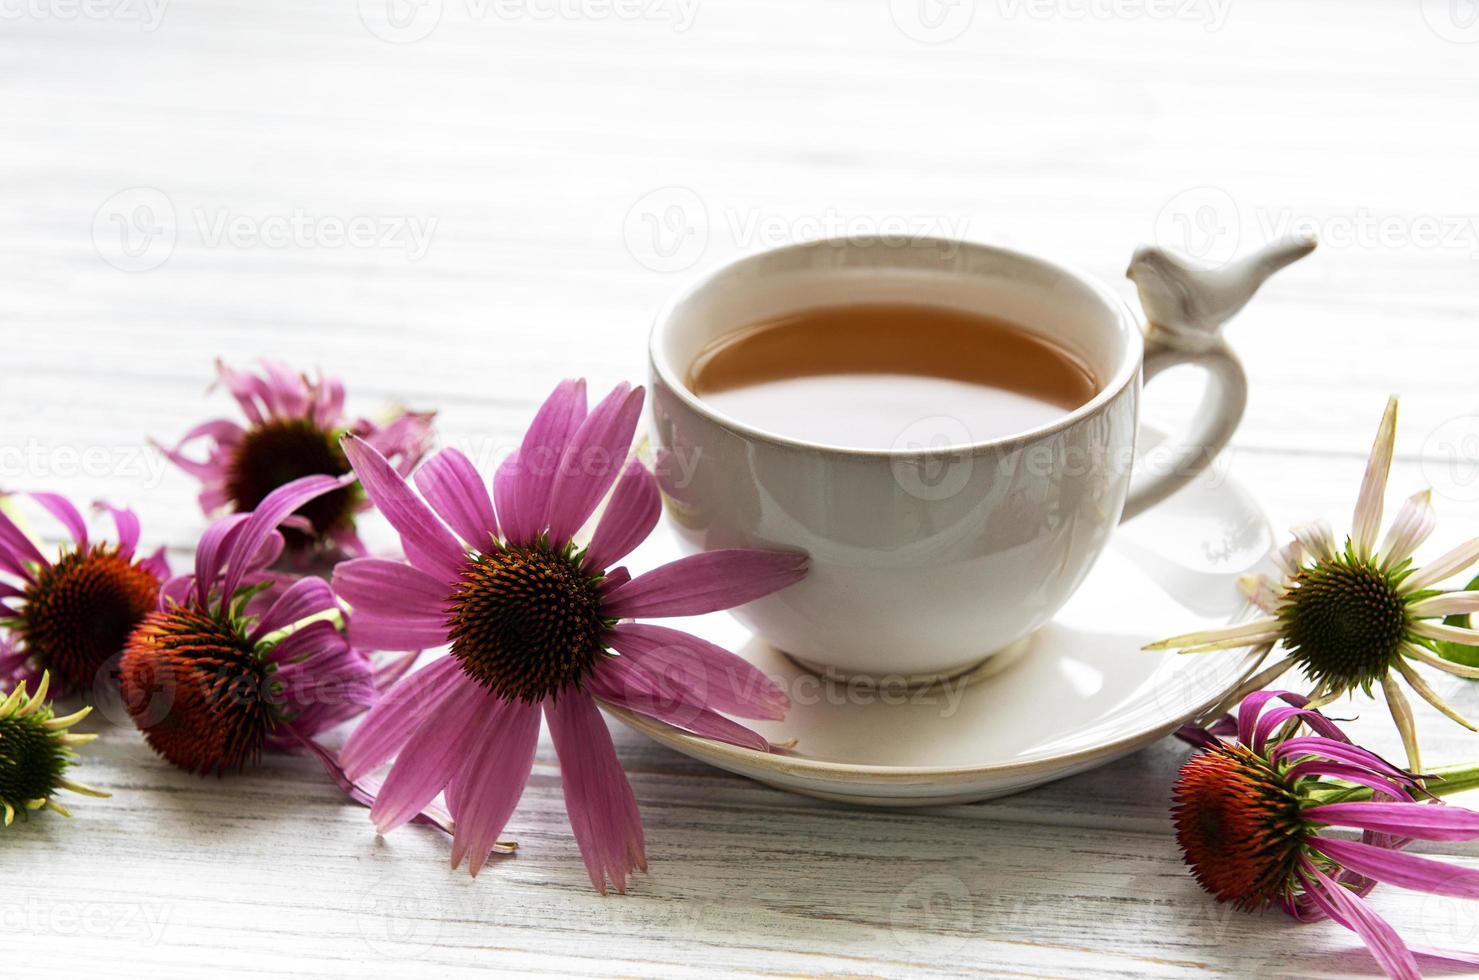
1120, 332, 1247, 523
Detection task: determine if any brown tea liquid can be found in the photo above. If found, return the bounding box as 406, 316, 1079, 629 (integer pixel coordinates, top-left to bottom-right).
689, 303, 1097, 449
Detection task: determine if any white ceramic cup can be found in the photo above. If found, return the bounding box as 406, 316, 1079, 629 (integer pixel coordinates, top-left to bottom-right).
647, 237, 1247, 682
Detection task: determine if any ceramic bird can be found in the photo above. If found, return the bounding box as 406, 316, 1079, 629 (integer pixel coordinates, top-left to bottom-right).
1126, 234, 1317, 351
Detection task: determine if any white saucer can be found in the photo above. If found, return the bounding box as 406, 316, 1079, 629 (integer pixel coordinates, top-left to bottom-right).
606, 461, 1273, 808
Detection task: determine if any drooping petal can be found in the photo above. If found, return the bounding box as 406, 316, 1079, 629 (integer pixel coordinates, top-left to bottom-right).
1410, 619, 1479, 648
343, 435, 466, 581
1394, 657, 1478, 731
414, 447, 497, 550
1406, 592, 1479, 618
1270, 737, 1411, 782
1299, 860, 1419, 980
250, 576, 339, 642
545, 691, 646, 894
589, 658, 771, 751
1312, 837, 1479, 898
447, 697, 541, 876
1351, 397, 1398, 564
368, 672, 488, 834
545, 384, 644, 548
1380, 489, 1436, 568
340, 656, 464, 780
1237, 574, 1284, 616
27, 493, 87, 548
1271, 538, 1305, 579
606, 622, 788, 720
219, 475, 344, 601
495, 379, 588, 546
1402, 642, 1479, 679
583, 460, 661, 572
1382, 672, 1422, 774
1143, 617, 1282, 652
0, 507, 46, 570
602, 549, 808, 619
1304, 801, 1479, 841
96, 502, 143, 557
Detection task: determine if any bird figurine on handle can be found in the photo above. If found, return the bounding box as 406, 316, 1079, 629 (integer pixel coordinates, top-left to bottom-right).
1127, 234, 1318, 352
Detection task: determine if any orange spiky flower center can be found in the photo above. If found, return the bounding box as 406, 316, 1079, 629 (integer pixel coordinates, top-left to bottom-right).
447, 543, 609, 703
17, 545, 160, 693
1172, 742, 1310, 912
226, 418, 358, 546
120, 606, 278, 775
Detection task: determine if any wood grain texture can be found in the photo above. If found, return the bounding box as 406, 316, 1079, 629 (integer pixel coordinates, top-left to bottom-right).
6, 0, 1479, 976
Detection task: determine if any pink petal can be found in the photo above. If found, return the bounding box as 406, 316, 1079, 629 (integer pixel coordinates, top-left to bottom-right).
589, 658, 771, 752
415, 447, 497, 549
343, 435, 466, 581
219, 475, 343, 600
583, 460, 660, 572
340, 656, 464, 779
0, 506, 46, 570
545, 384, 644, 548
1300, 860, 1420, 980
27, 493, 87, 548
495, 379, 587, 546
368, 672, 488, 834
193, 513, 251, 604
607, 622, 788, 720
448, 698, 541, 876
250, 576, 339, 641
602, 549, 809, 619
348, 613, 449, 653
1312, 836, 1479, 898
545, 691, 646, 894
1304, 801, 1479, 841
94, 502, 142, 556
333, 558, 451, 623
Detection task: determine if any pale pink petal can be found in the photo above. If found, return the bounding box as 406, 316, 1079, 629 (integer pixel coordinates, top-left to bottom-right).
340, 656, 464, 779
368, 672, 488, 834
1380, 489, 1436, 568
545, 692, 645, 894
1403, 536, 1479, 593
495, 379, 588, 546
415, 447, 497, 549
1352, 397, 1398, 563
448, 698, 541, 876
589, 658, 771, 751
583, 460, 660, 572
602, 549, 808, 619
546, 384, 644, 548
1290, 520, 1336, 564
343, 436, 466, 581
607, 622, 788, 720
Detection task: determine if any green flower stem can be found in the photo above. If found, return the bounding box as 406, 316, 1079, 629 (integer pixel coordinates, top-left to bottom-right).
1305, 761, 1479, 805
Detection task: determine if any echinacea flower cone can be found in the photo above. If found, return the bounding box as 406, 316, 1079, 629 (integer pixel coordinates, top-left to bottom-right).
334, 379, 808, 892
1148, 397, 1479, 771
121, 476, 377, 775
0, 671, 109, 825
1175, 691, 1479, 979
0, 493, 168, 694
157, 359, 434, 554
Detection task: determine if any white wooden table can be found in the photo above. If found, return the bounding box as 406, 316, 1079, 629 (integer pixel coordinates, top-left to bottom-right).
7, 1, 1479, 975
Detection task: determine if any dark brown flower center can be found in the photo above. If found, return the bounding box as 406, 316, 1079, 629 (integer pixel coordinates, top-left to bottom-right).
225, 418, 358, 546
0, 705, 69, 810
120, 607, 276, 775
447, 545, 608, 703
19, 545, 160, 694
1172, 743, 1307, 911
1280, 556, 1407, 691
